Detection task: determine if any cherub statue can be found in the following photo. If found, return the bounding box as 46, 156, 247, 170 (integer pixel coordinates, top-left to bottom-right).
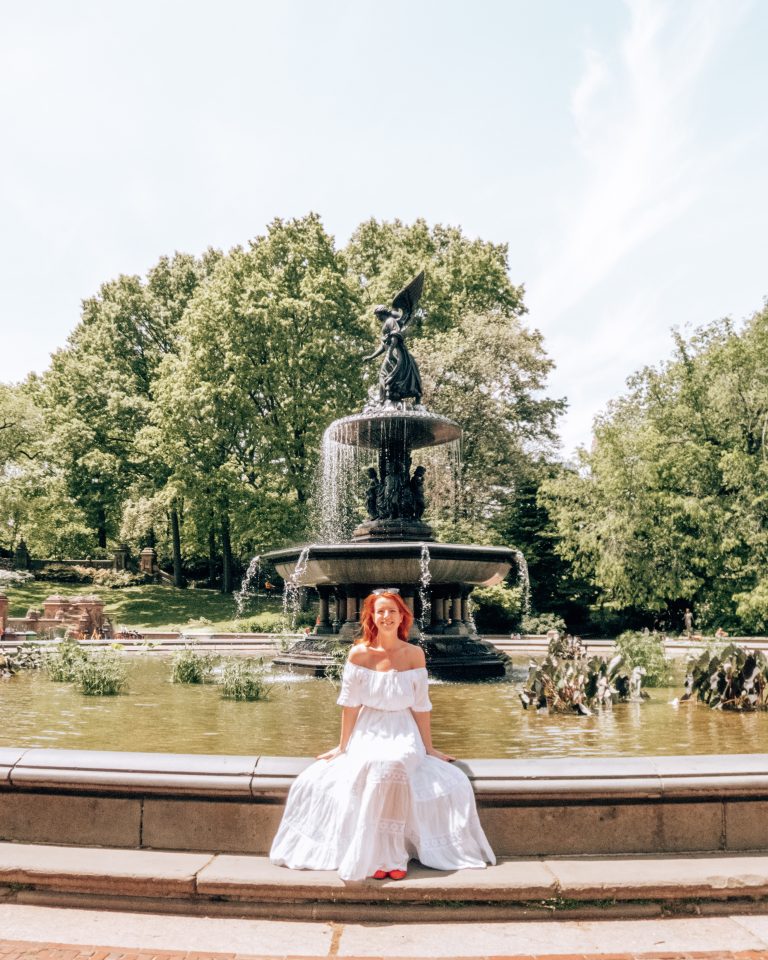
363, 271, 425, 406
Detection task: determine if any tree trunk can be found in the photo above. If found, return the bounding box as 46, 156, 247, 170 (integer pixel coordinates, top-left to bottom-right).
96, 506, 107, 549
208, 524, 218, 589
170, 506, 186, 588
221, 513, 233, 594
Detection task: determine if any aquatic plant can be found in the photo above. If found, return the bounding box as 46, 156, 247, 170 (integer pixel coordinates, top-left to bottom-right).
219, 657, 272, 701
43, 639, 89, 682
170, 648, 217, 684
76, 651, 128, 696
519, 653, 641, 716
682, 643, 768, 711
614, 630, 672, 687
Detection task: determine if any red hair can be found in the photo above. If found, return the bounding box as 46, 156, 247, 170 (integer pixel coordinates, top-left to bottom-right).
358, 591, 414, 645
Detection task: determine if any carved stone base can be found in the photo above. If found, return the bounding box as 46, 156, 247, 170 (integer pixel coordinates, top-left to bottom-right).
352, 518, 435, 542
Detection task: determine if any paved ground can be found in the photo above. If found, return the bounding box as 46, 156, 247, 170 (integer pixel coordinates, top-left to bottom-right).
6, 905, 768, 959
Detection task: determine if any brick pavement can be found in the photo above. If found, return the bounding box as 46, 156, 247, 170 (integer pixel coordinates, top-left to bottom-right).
4, 944, 768, 960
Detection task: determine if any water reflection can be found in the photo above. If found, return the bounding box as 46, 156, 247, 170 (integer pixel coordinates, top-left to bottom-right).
2, 656, 767, 758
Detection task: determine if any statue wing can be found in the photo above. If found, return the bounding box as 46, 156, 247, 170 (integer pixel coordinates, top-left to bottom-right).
391, 271, 425, 331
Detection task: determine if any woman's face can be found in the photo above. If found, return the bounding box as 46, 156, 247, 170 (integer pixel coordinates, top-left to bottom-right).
373, 596, 403, 635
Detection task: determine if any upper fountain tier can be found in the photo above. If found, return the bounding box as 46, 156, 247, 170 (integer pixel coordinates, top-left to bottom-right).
325, 407, 461, 451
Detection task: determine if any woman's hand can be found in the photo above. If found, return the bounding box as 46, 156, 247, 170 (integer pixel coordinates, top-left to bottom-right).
316, 745, 344, 761
426, 747, 456, 763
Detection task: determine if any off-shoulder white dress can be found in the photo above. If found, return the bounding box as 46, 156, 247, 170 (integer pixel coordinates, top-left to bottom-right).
269, 663, 495, 881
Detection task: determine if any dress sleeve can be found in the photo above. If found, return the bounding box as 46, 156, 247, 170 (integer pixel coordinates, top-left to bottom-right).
411, 669, 432, 712
336, 663, 363, 708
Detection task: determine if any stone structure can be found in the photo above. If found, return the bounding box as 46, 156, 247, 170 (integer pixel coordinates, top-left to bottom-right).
266, 272, 516, 679
139, 547, 158, 575
0, 594, 7, 633
5, 594, 109, 638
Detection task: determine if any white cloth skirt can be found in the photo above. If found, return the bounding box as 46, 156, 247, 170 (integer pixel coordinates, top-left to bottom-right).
269, 704, 495, 881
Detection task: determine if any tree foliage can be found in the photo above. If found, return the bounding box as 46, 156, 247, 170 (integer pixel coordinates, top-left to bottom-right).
542, 305, 768, 631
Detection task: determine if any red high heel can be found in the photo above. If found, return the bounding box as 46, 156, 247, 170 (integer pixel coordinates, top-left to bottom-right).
370, 869, 388, 879
388, 869, 407, 880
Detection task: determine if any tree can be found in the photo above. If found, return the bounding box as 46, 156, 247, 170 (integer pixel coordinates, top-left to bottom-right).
542, 303, 768, 631
153, 214, 369, 588
39, 252, 219, 572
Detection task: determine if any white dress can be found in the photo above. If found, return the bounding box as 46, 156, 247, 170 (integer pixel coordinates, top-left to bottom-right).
269, 663, 496, 881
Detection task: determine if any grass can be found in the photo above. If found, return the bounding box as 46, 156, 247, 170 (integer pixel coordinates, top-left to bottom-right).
2, 578, 289, 633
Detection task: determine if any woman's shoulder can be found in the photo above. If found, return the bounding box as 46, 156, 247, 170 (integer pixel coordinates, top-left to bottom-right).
347, 643, 372, 667
405, 643, 427, 670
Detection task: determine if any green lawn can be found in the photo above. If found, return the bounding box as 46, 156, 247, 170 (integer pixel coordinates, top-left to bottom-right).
2, 579, 287, 632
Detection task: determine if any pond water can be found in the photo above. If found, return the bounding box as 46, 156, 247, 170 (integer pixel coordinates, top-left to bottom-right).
2, 655, 767, 758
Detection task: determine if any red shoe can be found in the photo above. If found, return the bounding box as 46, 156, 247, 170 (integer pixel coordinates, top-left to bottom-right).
387, 869, 407, 880
370, 869, 388, 880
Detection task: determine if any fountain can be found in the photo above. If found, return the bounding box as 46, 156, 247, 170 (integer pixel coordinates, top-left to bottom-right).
266, 272, 516, 679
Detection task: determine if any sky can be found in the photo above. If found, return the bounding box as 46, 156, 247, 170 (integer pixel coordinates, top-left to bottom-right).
1, 0, 766, 456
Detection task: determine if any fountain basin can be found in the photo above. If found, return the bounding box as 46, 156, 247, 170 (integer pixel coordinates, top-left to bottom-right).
325, 409, 461, 449
266, 541, 514, 588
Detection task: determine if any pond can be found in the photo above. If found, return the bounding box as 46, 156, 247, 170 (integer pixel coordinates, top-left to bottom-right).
2, 655, 767, 758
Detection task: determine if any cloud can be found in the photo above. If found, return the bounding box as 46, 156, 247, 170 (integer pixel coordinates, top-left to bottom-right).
528, 0, 748, 327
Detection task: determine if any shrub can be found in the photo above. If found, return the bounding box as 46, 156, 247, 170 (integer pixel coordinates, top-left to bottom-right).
614, 630, 672, 687
683, 643, 768, 710
0, 569, 34, 587
520, 612, 566, 635
520, 653, 641, 715
471, 583, 522, 632
219, 658, 272, 701
76, 651, 128, 696
44, 639, 89, 682
734, 581, 768, 634
171, 648, 217, 684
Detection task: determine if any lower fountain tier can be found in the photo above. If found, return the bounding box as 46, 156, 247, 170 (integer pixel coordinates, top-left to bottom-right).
274, 634, 508, 680
265, 541, 515, 588
264, 540, 516, 681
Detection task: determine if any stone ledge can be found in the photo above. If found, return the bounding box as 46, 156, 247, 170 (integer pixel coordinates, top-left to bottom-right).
3, 842, 768, 916
0, 842, 212, 897
5, 748, 768, 802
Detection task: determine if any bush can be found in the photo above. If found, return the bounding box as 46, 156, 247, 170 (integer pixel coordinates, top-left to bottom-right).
471, 583, 522, 632
614, 630, 672, 687
684, 643, 768, 710
76, 651, 128, 695
44, 639, 89, 682
219, 658, 272, 701
171, 648, 217, 684
735, 581, 768, 634
0, 569, 34, 587
520, 612, 566, 635
520, 653, 641, 715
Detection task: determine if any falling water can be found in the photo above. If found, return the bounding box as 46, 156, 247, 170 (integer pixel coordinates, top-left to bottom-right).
234, 555, 261, 618
418, 542, 432, 631
282, 546, 310, 630
315, 411, 463, 543
514, 549, 532, 617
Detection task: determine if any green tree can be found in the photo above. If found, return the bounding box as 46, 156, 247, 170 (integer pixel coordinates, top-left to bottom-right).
542, 303, 768, 632
39, 252, 219, 570
153, 214, 368, 590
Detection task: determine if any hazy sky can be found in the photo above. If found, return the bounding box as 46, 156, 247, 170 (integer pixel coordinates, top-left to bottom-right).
1, 0, 766, 455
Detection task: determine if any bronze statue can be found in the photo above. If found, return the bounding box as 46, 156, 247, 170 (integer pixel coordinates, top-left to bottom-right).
410, 465, 426, 519
363, 271, 425, 406
365, 467, 379, 520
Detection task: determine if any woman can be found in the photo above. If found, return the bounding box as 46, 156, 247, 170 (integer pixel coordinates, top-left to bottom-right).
269, 590, 495, 881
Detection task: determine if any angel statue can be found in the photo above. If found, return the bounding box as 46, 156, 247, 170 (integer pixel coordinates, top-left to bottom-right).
363, 271, 425, 406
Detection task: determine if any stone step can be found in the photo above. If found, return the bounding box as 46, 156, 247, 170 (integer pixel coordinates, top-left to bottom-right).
3, 842, 768, 922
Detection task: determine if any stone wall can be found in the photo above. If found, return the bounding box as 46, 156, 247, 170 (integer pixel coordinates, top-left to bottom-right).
3, 748, 768, 856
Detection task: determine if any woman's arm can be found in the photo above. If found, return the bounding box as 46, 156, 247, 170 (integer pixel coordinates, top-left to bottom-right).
316, 706, 361, 760
411, 709, 455, 763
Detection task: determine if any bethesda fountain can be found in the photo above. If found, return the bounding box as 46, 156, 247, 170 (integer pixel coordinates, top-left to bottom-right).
266, 271, 516, 679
